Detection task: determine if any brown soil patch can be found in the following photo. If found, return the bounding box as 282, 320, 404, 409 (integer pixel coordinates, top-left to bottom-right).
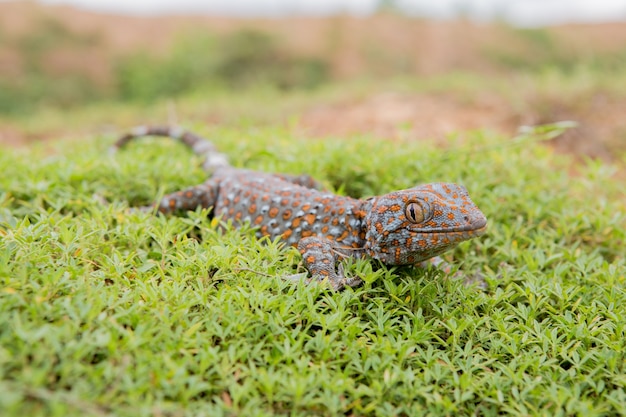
298, 91, 625, 160
299, 92, 514, 142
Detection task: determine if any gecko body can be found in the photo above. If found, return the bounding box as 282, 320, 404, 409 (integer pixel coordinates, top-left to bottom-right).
112, 126, 487, 290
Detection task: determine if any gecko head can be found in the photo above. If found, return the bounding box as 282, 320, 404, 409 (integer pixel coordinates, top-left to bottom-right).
363, 183, 487, 265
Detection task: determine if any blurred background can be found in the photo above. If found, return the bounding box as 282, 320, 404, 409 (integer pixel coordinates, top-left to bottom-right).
1, 0, 626, 160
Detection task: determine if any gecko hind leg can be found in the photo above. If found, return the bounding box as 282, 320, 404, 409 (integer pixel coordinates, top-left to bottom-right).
142, 179, 220, 215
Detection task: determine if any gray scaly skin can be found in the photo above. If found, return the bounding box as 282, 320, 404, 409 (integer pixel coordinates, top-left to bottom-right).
112, 126, 488, 290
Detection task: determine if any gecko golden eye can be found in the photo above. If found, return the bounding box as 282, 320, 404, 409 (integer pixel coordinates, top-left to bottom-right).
405, 201, 426, 224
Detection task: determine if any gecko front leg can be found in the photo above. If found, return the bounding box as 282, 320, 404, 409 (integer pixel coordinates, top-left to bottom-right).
297, 236, 363, 291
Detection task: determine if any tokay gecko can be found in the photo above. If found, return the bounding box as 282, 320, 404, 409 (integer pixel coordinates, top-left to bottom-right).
112, 126, 487, 290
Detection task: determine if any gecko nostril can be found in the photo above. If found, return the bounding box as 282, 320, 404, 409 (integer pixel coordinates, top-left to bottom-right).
463, 215, 470, 223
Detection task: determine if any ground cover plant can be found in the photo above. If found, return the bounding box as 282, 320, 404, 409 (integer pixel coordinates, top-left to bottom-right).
0, 121, 625, 416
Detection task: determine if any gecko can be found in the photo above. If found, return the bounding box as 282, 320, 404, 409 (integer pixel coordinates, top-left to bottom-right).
111, 126, 488, 290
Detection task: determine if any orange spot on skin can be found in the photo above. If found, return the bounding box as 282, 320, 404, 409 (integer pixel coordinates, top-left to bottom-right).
233, 196, 240, 204
292, 218, 301, 228
282, 229, 292, 239
234, 212, 242, 221
301, 230, 313, 238
306, 256, 316, 264
262, 195, 270, 202
260, 225, 269, 236
339, 230, 349, 241
447, 213, 455, 220
282, 209, 292, 220
281, 199, 289, 206
304, 213, 316, 225
390, 204, 401, 212
292, 200, 301, 208
254, 215, 264, 225
302, 204, 311, 211
185, 191, 194, 198
332, 218, 339, 226
268, 207, 279, 218
169, 199, 176, 208
321, 226, 329, 234
338, 207, 345, 215
418, 240, 427, 247
248, 204, 257, 214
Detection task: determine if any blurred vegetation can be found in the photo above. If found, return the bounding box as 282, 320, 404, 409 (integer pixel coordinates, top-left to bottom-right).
485, 27, 626, 72
0, 20, 328, 115
1, 14, 626, 121
116, 30, 328, 102
0, 17, 105, 114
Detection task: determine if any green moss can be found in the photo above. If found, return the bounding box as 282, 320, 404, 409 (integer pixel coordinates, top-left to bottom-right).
0, 122, 624, 416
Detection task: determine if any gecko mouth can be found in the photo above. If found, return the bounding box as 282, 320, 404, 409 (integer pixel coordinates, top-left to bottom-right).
468, 225, 487, 236
417, 219, 487, 237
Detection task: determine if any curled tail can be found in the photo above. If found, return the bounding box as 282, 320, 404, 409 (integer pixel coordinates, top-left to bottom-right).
110, 125, 230, 172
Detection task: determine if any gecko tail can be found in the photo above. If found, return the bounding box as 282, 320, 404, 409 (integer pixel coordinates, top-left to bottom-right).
110, 125, 230, 172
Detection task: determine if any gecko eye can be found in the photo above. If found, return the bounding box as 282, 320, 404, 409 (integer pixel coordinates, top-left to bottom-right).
405, 201, 427, 224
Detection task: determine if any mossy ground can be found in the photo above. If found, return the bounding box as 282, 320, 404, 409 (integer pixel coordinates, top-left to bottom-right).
1, 118, 624, 416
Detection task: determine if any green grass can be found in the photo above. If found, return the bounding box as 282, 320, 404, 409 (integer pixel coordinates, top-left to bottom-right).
0, 122, 625, 416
